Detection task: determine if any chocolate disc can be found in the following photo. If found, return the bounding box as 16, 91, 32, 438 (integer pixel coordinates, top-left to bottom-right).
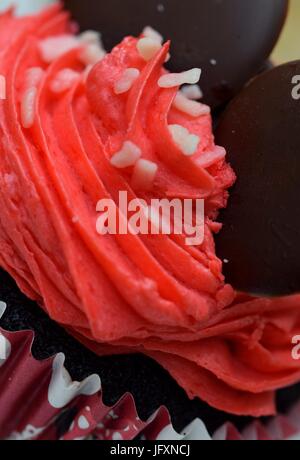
64, 0, 288, 109
215, 61, 300, 297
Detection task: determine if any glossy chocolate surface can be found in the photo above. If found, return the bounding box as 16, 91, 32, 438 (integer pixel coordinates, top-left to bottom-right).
65, 0, 288, 108
216, 61, 300, 296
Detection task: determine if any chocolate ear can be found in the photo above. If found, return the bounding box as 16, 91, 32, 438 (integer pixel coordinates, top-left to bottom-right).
64, 0, 288, 109
215, 61, 300, 297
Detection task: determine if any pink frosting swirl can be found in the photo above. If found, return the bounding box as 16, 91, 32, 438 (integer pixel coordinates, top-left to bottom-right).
0, 5, 300, 416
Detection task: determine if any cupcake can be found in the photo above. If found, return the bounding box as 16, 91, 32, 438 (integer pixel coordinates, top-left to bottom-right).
0, 0, 300, 441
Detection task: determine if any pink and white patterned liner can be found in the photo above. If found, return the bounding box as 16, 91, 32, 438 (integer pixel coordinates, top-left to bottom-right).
0, 301, 300, 441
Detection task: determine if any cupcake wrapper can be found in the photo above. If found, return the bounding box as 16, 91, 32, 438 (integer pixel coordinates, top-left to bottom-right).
0, 301, 177, 441
0, 301, 300, 441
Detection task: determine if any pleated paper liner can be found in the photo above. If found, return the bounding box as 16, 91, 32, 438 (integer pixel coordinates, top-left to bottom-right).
0, 301, 300, 441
